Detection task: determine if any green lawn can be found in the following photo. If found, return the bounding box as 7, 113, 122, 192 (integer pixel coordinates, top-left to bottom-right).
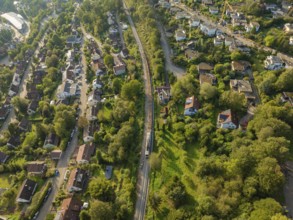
147, 128, 200, 219
0, 173, 12, 188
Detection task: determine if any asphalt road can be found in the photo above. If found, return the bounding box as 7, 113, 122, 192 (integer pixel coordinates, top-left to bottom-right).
123, 1, 154, 220
176, 3, 293, 65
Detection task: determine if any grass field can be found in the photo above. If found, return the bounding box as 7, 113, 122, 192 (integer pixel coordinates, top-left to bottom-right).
0, 173, 12, 188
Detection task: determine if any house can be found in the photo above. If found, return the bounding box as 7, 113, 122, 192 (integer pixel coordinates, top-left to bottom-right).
83, 123, 96, 143
189, 17, 200, 27
184, 96, 200, 116
109, 27, 118, 35
86, 106, 98, 121
225, 37, 234, 46
66, 35, 81, 47
156, 86, 171, 105
197, 62, 213, 74
229, 41, 251, 53
175, 29, 186, 41
105, 165, 113, 180
92, 79, 103, 90
175, 11, 190, 20
209, 6, 219, 14
16, 179, 37, 203
7, 135, 20, 148
185, 49, 198, 60
120, 48, 129, 58
113, 64, 126, 75
265, 3, 277, 11
54, 197, 83, 220
12, 73, 21, 86
217, 109, 237, 129
18, 118, 30, 131
290, 36, 293, 46
0, 152, 9, 164
214, 37, 224, 46
27, 100, 39, 115
200, 24, 217, 37
231, 12, 247, 27
67, 168, 88, 192
56, 81, 78, 100
199, 73, 217, 85
76, 144, 95, 164
51, 149, 62, 160
8, 84, 18, 96
281, 92, 293, 107
3, 97, 11, 108
44, 133, 60, 148
239, 113, 254, 130
264, 55, 284, 70
284, 23, 293, 34
91, 53, 101, 63
26, 162, 47, 176
159, 0, 171, 8
0, 106, 10, 120
230, 79, 255, 101
87, 90, 101, 106
245, 22, 260, 32
202, 0, 213, 6
231, 60, 251, 73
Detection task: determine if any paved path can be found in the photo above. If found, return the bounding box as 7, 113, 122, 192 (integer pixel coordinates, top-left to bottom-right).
284, 161, 293, 218
123, 1, 154, 220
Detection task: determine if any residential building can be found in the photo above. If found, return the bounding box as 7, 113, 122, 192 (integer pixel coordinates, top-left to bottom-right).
200, 24, 217, 37
67, 168, 88, 192
225, 37, 234, 46
230, 79, 255, 101
175, 29, 186, 41
214, 37, 224, 46
264, 55, 284, 70
0, 106, 10, 120
245, 22, 260, 32
175, 11, 190, 20
284, 23, 293, 34
105, 165, 113, 180
86, 106, 98, 121
113, 64, 126, 75
231, 60, 251, 73
1, 12, 26, 32
189, 17, 200, 27
76, 144, 95, 164
18, 118, 30, 131
44, 133, 60, 148
231, 12, 247, 27
199, 73, 217, 85
27, 100, 38, 115
57, 81, 78, 100
197, 62, 213, 74
26, 162, 47, 176
156, 86, 171, 105
16, 179, 37, 203
7, 135, 20, 148
87, 90, 101, 106
0, 152, 9, 164
290, 36, 293, 46
202, 0, 213, 6
217, 109, 237, 129
83, 123, 96, 143
185, 49, 198, 60
51, 149, 62, 160
281, 92, 293, 107
209, 6, 219, 14
8, 84, 18, 97
54, 197, 83, 220
184, 96, 200, 116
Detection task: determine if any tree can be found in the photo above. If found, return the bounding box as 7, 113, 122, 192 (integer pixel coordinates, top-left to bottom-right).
88, 178, 116, 202
256, 157, 284, 195
89, 200, 114, 220
121, 80, 142, 101
250, 198, 283, 220
149, 192, 162, 213
200, 83, 218, 100
80, 210, 91, 220
78, 116, 89, 128
220, 91, 247, 113
46, 54, 59, 68
166, 176, 187, 208
11, 97, 29, 115
112, 78, 122, 94
104, 54, 114, 68
149, 153, 162, 172
275, 69, 293, 92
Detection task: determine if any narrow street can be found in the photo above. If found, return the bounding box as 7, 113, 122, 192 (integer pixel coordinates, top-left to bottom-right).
36, 33, 89, 220
123, 1, 154, 220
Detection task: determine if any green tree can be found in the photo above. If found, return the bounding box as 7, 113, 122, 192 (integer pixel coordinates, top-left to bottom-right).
200, 83, 218, 100
11, 97, 29, 115
88, 178, 116, 202
104, 54, 114, 68
275, 69, 293, 92
220, 91, 247, 113
166, 176, 187, 208
149, 153, 162, 172
89, 200, 114, 220
112, 78, 122, 94
121, 79, 142, 101
250, 198, 283, 220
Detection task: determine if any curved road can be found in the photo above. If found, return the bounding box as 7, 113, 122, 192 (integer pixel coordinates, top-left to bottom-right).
123, 1, 154, 220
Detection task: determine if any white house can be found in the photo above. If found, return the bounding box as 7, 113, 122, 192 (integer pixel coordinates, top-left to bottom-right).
92, 79, 103, 90
264, 55, 284, 70
67, 168, 88, 192
56, 81, 78, 100
189, 17, 200, 27
175, 29, 186, 41
200, 24, 217, 37
290, 36, 293, 46
284, 23, 293, 34
245, 22, 260, 32
217, 109, 237, 129
209, 6, 219, 15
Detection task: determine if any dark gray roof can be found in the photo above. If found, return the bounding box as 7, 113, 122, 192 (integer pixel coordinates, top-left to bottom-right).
17, 179, 37, 202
